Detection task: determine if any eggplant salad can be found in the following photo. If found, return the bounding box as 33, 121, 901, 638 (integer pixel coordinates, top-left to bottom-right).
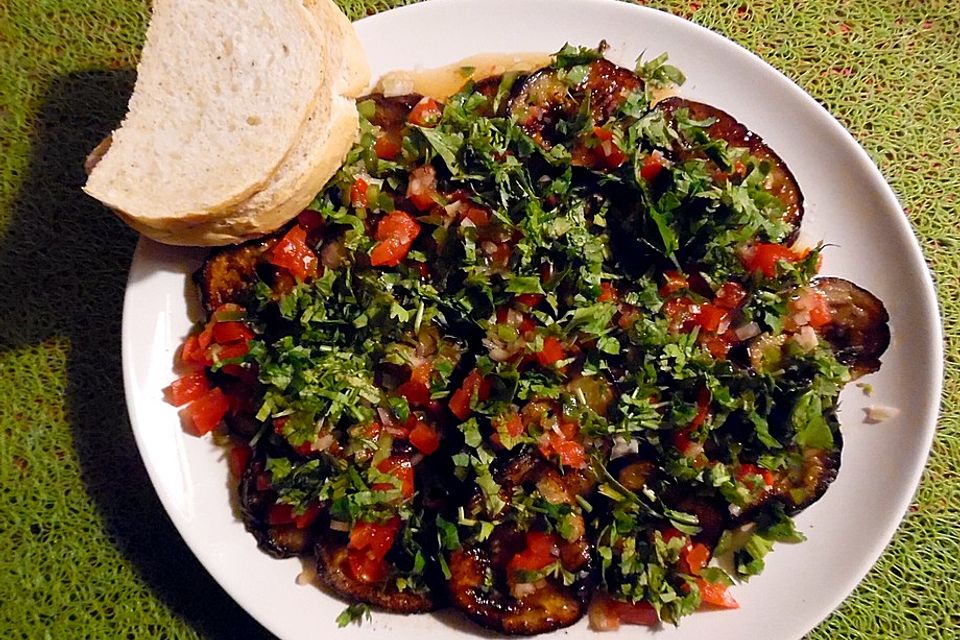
166, 45, 890, 634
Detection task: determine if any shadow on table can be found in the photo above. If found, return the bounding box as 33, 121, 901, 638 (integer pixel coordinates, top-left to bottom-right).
0, 71, 272, 639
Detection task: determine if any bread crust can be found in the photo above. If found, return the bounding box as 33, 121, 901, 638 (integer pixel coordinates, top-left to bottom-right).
84, 0, 370, 246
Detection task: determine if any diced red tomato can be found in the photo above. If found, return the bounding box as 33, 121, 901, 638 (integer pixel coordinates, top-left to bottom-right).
267, 225, 319, 281
538, 428, 586, 468
673, 430, 695, 455
163, 371, 210, 407
179, 334, 210, 368
495, 411, 524, 438
396, 380, 431, 407
698, 579, 739, 609
508, 531, 559, 574
684, 543, 711, 575
212, 321, 254, 345
592, 126, 628, 169
659, 270, 689, 296
690, 386, 711, 430
598, 281, 618, 302
397, 362, 432, 407
348, 516, 401, 584
807, 292, 832, 327
614, 599, 658, 626
743, 243, 801, 278
704, 334, 734, 360
180, 387, 229, 436
375, 457, 415, 499
294, 503, 321, 529
515, 293, 544, 309
406, 165, 439, 211
660, 527, 687, 545
350, 177, 369, 208
370, 210, 421, 267
293, 440, 315, 456
552, 436, 586, 468
269, 501, 321, 529
349, 516, 401, 556
296, 209, 325, 232
449, 369, 491, 420
460, 205, 491, 227
640, 151, 665, 182
210, 340, 249, 361
736, 463, 775, 488
714, 282, 747, 309
374, 132, 402, 160
663, 296, 700, 332
227, 444, 251, 479
267, 503, 295, 526
536, 336, 567, 367
409, 420, 441, 455
197, 322, 215, 350
488, 241, 512, 266
696, 303, 728, 333
407, 97, 443, 127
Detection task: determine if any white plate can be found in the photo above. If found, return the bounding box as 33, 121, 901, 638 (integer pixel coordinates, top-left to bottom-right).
122, 0, 943, 638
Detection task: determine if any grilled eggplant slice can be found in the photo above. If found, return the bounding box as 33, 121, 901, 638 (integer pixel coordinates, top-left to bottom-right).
363, 93, 422, 159
656, 97, 804, 239
813, 277, 890, 377
447, 455, 594, 635
314, 535, 438, 614
734, 441, 842, 525
197, 237, 278, 313
238, 455, 317, 558
508, 59, 643, 148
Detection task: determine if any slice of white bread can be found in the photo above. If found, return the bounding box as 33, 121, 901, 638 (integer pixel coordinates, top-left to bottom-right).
84, 0, 370, 246
158, 0, 370, 244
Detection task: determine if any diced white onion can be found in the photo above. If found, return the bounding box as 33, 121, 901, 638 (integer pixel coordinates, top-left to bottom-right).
610, 436, 639, 460
444, 201, 465, 216
793, 325, 819, 352
511, 581, 538, 599
329, 520, 350, 532
377, 407, 395, 428
734, 321, 761, 341
315, 434, 335, 452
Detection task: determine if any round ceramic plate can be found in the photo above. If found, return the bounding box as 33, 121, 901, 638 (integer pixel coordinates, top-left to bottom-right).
122, 0, 943, 638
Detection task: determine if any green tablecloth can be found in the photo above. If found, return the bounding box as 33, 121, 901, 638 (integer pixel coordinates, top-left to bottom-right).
1, 0, 957, 637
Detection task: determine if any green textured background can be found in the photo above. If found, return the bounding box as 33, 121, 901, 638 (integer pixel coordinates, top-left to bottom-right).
1, 0, 957, 637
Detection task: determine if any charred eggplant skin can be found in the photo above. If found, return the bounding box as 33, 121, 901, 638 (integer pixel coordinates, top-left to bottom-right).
507, 59, 643, 147
314, 536, 437, 614
656, 97, 804, 239
813, 277, 890, 377
237, 455, 315, 558
197, 237, 277, 313
733, 443, 842, 526
447, 455, 594, 635
448, 546, 590, 636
